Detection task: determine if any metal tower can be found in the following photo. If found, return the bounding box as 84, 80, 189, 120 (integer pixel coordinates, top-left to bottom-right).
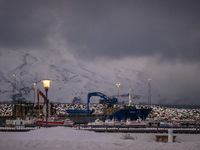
129, 88, 132, 106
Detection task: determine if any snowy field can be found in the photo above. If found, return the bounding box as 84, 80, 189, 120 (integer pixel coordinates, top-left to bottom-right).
0, 127, 200, 150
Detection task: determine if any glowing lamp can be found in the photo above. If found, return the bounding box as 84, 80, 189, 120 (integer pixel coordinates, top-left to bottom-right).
116, 83, 120, 87
116, 83, 120, 100
42, 79, 51, 89
42, 79, 51, 126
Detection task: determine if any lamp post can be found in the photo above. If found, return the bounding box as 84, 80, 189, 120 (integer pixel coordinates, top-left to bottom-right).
13, 74, 18, 95
116, 83, 120, 100
12, 74, 18, 117
42, 79, 51, 126
33, 83, 36, 104
148, 78, 152, 105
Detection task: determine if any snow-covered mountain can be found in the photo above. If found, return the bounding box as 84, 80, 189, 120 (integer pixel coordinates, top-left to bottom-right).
0, 49, 152, 104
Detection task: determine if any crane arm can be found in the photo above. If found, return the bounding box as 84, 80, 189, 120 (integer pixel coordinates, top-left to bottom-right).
87, 92, 117, 114
37, 88, 46, 106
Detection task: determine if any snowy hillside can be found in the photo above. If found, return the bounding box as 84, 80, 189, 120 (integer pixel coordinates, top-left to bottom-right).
0, 49, 152, 104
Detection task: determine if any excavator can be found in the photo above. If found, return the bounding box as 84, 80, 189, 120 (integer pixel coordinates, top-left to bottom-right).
87, 92, 118, 114
66, 92, 118, 115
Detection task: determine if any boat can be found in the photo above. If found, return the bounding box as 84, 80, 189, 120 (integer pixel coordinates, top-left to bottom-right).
160, 121, 181, 128
105, 117, 121, 126
64, 118, 74, 126
88, 119, 104, 126
171, 121, 181, 127
65, 92, 152, 124
6, 117, 36, 127
104, 119, 114, 126
36, 117, 65, 126
125, 118, 147, 127
66, 105, 152, 124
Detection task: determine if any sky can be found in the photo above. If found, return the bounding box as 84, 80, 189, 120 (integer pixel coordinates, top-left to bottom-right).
0, 0, 200, 104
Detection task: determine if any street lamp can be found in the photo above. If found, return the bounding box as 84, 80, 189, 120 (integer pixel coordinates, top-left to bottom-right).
116, 83, 120, 100
13, 74, 18, 95
148, 78, 152, 105
42, 79, 51, 126
33, 83, 36, 104
12, 74, 18, 118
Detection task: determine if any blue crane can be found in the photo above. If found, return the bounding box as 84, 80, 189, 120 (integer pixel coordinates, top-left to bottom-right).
66, 92, 118, 115
87, 92, 118, 114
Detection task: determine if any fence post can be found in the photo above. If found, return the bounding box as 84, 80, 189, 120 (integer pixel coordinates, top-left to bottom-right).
168, 129, 173, 143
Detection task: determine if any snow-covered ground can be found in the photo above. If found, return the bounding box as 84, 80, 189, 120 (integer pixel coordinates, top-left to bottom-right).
0, 127, 200, 150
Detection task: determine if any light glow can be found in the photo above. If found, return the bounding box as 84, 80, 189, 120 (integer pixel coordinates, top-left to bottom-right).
116, 83, 120, 87
42, 79, 51, 89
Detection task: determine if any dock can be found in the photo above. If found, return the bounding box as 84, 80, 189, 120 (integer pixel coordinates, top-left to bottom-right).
0, 126, 38, 132
76, 126, 200, 134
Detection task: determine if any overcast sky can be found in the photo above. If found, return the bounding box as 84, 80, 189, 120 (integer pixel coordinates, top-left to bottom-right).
0, 0, 200, 104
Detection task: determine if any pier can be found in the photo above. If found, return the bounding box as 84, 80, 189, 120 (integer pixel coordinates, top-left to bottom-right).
76, 126, 200, 134
0, 126, 38, 132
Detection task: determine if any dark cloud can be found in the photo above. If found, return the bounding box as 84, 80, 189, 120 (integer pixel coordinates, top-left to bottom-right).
0, 0, 200, 62
0, 1, 57, 49
61, 0, 200, 61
